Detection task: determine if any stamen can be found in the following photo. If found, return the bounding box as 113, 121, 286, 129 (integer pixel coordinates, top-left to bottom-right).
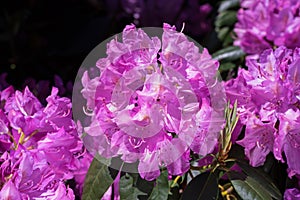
180, 22, 186, 33
83, 106, 94, 116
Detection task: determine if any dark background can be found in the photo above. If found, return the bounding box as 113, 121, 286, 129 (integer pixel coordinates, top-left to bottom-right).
0, 0, 221, 91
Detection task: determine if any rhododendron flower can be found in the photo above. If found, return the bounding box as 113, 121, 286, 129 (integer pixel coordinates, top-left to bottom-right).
235, 0, 300, 55
0, 86, 87, 198
0, 150, 74, 199
225, 46, 300, 177
277, 109, 300, 176
284, 188, 300, 200
80, 24, 224, 180
73, 150, 93, 195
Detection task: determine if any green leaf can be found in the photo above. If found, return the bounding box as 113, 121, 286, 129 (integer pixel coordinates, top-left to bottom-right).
229, 100, 239, 135
215, 11, 237, 28
168, 186, 181, 200
228, 171, 272, 200
218, 0, 240, 12
94, 154, 111, 166
228, 144, 245, 160
220, 100, 239, 151
82, 158, 114, 200
216, 27, 234, 47
181, 171, 219, 200
128, 172, 155, 195
212, 46, 245, 61
148, 171, 169, 200
119, 174, 146, 200
236, 161, 282, 200
223, 32, 234, 47
217, 27, 230, 41
231, 178, 272, 200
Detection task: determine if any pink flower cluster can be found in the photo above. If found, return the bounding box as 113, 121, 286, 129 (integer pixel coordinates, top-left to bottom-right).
234, 0, 300, 55
285, 187, 300, 200
81, 24, 224, 180
225, 46, 300, 177
0, 86, 92, 199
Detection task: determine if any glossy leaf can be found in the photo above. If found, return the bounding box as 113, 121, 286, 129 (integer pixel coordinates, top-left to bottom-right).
236, 161, 282, 200
218, 0, 240, 12
168, 186, 181, 200
229, 144, 246, 160
94, 153, 111, 166
231, 178, 272, 200
148, 170, 169, 200
212, 46, 245, 61
217, 27, 230, 40
119, 174, 146, 200
216, 27, 234, 46
228, 171, 272, 200
137, 177, 155, 195
215, 11, 237, 28
82, 158, 114, 200
181, 171, 219, 200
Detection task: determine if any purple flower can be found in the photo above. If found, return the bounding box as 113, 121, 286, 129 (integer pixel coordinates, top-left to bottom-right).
0, 180, 22, 200
0, 149, 74, 199
0, 86, 84, 198
4, 88, 45, 150
277, 109, 300, 177
284, 188, 300, 200
225, 46, 300, 176
0, 110, 12, 154
73, 151, 93, 196
37, 127, 82, 180
40, 87, 76, 135
80, 24, 223, 180
50, 182, 75, 200
235, 0, 300, 55
237, 117, 275, 166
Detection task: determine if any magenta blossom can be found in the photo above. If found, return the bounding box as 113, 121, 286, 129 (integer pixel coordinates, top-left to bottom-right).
0, 86, 86, 199
73, 150, 93, 196
284, 188, 300, 200
0, 149, 75, 199
235, 0, 300, 55
225, 46, 300, 177
80, 24, 224, 180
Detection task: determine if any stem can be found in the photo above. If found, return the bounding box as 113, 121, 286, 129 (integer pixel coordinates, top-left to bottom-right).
7, 131, 17, 148
23, 130, 39, 144
171, 175, 181, 188
225, 158, 236, 163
